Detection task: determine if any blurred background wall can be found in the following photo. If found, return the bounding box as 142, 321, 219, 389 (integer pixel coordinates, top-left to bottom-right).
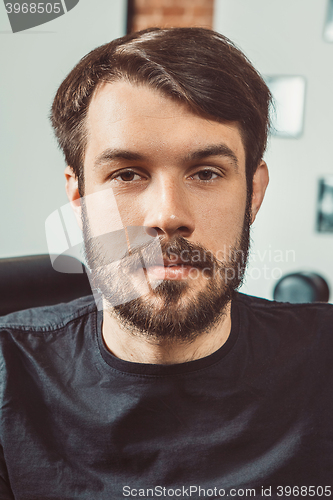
0, 0, 127, 256
214, 0, 333, 302
1, 0, 332, 301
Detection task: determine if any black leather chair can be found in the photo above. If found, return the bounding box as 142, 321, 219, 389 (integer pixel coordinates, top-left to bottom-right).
273, 271, 330, 303
0, 254, 92, 316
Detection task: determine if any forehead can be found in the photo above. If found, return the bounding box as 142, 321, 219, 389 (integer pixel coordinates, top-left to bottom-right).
84, 80, 246, 168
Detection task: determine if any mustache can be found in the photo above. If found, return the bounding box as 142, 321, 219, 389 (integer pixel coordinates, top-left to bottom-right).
160, 237, 216, 268
84, 227, 217, 272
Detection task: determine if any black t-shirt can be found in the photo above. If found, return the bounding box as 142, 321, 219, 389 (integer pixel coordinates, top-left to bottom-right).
0, 293, 332, 500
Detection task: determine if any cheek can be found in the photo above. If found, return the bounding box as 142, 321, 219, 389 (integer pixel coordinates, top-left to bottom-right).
197, 196, 247, 254
83, 187, 125, 237
114, 196, 144, 227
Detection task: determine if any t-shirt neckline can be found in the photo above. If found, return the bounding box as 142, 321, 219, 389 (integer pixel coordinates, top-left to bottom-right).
95, 297, 240, 377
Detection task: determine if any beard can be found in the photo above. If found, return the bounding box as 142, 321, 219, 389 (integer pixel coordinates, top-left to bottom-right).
82, 201, 251, 343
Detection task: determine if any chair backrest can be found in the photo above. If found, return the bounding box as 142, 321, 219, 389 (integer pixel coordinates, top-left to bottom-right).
0, 254, 92, 316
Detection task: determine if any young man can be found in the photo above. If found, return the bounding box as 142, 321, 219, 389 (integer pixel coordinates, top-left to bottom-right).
0, 28, 332, 499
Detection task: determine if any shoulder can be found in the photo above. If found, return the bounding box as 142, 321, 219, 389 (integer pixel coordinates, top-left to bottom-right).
0, 296, 100, 422
0, 296, 99, 378
234, 292, 333, 340
236, 291, 333, 316
0, 295, 97, 333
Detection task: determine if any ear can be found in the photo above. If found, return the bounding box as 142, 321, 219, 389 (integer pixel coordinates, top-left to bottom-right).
65, 166, 82, 230
251, 160, 269, 224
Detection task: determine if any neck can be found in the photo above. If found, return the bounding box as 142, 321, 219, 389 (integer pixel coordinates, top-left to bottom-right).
101, 302, 232, 365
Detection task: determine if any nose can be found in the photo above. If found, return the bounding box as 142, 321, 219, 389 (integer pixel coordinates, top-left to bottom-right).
143, 177, 195, 239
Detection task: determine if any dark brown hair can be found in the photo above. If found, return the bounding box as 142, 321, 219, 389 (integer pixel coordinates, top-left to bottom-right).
51, 27, 271, 196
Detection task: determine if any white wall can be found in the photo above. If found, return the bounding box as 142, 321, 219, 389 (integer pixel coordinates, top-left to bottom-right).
214, 0, 333, 301
0, 0, 127, 257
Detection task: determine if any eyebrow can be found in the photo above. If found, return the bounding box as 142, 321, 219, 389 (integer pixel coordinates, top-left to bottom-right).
94, 144, 239, 171
185, 145, 239, 171
94, 149, 145, 169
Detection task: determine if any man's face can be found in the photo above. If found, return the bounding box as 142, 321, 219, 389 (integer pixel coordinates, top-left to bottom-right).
81, 80, 251, 340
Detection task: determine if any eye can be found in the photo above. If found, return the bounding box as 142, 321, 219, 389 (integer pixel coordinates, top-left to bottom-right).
191, 169, 221, 181
111, 170, 143, 182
